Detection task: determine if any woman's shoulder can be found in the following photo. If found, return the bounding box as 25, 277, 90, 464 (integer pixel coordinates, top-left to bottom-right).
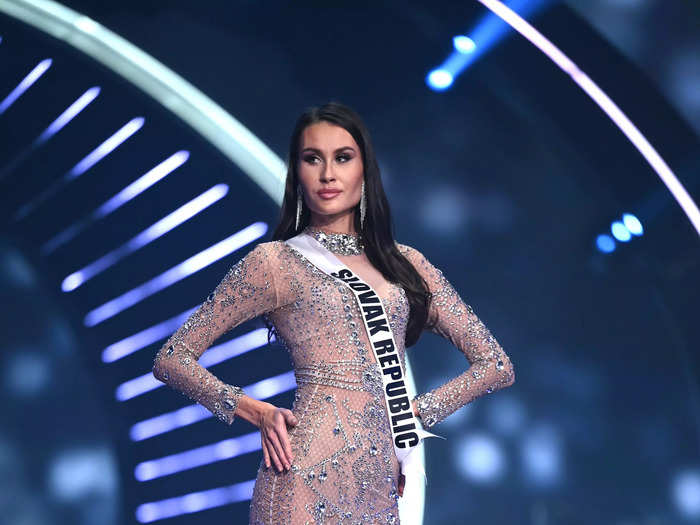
250, 239, 301, 264
395, 241, 423, 261
395, 241, 439, 277
395, 241, 412, 253
248, 239, 285, 258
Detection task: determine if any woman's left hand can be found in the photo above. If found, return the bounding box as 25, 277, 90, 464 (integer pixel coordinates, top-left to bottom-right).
398, 400, 418, 497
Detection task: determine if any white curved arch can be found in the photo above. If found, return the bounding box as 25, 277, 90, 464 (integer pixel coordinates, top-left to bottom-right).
0, 0, 286, 204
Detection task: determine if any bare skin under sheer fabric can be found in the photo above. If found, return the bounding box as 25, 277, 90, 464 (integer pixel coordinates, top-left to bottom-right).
152, 240, 515, 524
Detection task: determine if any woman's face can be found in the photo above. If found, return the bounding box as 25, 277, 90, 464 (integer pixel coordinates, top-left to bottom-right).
297, 121, 364, 228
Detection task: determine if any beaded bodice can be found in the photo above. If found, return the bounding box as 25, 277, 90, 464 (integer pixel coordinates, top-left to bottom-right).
152, 239, 515, 524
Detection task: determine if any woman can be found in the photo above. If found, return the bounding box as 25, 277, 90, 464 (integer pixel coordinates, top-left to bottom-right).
152, 101, 515, 524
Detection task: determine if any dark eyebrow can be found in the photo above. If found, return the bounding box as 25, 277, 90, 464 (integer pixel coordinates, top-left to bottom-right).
301, 146, 355, 155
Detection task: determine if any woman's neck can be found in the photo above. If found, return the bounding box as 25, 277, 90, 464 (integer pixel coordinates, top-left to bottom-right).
309, 225, 354, 234
307, 215, 357, 235
306, 225, 359, 237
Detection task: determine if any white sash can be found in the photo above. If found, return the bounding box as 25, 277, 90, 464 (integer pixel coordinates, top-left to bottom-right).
285, 231, 445, 485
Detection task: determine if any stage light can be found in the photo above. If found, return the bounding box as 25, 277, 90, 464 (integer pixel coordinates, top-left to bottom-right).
596, 234, 616, 253
102, 306, 196, 363
0, 58, 52, 114
453, 35, 476, 54
134, 431, 261, 481
485, 395, 525, 435
455, 433, 506, 483
611, 221, 632, 242
99, 151, 190, 216
45, 151, 190, 254
62, 184, 228, 291
37, 86, 101, 144
47, 447, 118, 502
672, 468, 700, 519
5, 351, 51, 397
622, 212, 643, 236
82, 221, 267, 326
427, 69, 453, 91
135, 479, 255, 523
130, 370, 296, 441
68, 117, 145, 180
115, 328, 272, 400
14, 116, 146, 220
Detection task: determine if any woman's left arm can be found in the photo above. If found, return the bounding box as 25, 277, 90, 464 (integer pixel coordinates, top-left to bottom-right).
399, 244, 515, 429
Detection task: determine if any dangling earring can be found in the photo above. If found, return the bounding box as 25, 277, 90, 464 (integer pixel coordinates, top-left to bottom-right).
360, 179, 366, 230
296, 183, 303, 231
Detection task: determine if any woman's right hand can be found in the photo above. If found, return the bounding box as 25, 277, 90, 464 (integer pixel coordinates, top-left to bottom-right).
256, 401, 298, 472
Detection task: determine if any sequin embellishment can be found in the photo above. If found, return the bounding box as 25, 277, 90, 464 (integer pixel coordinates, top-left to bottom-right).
152, 240, 515, 524
303, 225, 365, 255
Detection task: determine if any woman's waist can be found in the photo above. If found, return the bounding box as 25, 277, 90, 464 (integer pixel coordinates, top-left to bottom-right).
293, 358, 381, 392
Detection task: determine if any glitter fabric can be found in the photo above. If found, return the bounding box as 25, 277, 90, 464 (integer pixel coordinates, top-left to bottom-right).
152, 239, 515, 524
303, 225, 365, 255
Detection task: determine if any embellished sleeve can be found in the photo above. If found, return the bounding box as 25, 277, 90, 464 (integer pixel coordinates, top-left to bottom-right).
152, 241, 281, 425
399, 243, 515, 428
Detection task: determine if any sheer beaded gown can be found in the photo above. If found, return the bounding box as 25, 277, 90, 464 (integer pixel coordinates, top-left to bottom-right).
152, 226, 515, 524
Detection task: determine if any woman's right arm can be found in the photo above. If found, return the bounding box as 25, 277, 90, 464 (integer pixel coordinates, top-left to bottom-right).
151, 241, 280, 427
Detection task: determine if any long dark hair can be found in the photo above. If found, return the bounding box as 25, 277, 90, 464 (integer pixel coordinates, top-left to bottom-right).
264, 100, 433, 348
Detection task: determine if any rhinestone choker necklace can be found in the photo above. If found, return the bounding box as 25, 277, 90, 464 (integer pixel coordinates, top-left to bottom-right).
304, 226, 365, 255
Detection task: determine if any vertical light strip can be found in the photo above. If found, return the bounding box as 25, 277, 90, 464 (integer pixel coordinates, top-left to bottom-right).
0, 58, 52, 114
0, 87, 101, 183
130, 371, 296, 441
61, 184, 229, 291
43, 150, 190, 254
135, 478, 255, 523
67, 117, 145, 180
476, 0, 700, 236
134, 431, 261, 481
101, 305, 199, 363
83, 221, 268, 326
14, 117, 146, 221
115, 327, 273, 401
96, 151, 190, 217
37, 86, 101, 143
0, 0, 286, 204
426, 0, 547, 91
